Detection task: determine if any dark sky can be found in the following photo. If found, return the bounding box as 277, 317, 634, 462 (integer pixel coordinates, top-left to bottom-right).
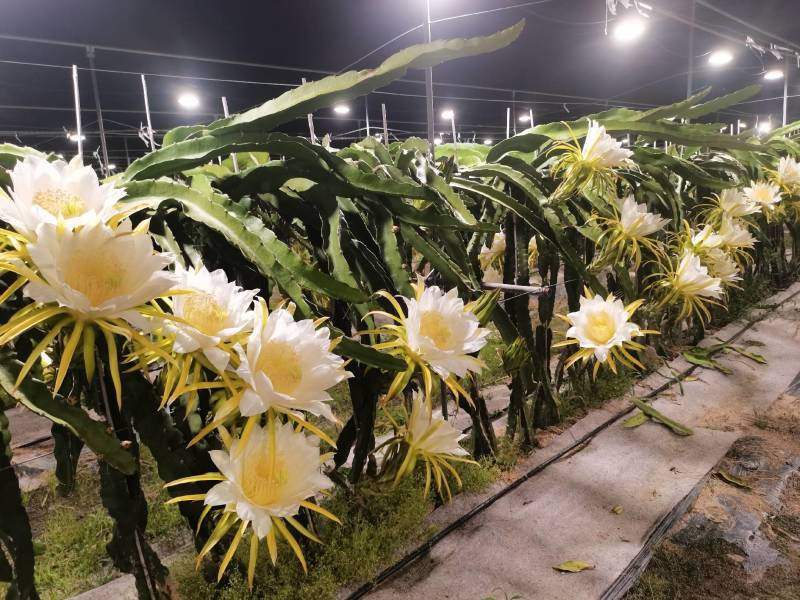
1, 0, 799, 168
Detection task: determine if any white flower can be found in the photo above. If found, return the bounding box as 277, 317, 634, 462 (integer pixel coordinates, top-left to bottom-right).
743, 181, 782, 211
564, 293, 642, 363
405, 391, 468, 457
673, 252, 723, 299
691, 225, 723, 250
776, 156, 800, 189
717, 188, 759, 218
24, 220, 174, 320
616, 195, 670, 238
404, 285, 489, 379
204, 420, 332, 539
236, 305, 350, 421
166, 264, 257, 372
581, 121, 633, 168
1, 155, 125, 239
704, 249, 741, 285
717, 216, 756, 249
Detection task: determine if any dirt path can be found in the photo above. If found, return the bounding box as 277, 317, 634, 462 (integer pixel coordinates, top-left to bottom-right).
352, 283, 800, 600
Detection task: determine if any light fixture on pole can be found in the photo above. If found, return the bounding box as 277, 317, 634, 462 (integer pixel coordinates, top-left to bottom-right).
177, 91, 200, 109
483, 138, 493, 145
764, 64, 784, 81
518, 113, 531, 123
708, 49, 733, 66
67, 132, 85, 142
613, 16, 646, 44
333, 104, 350, 115
737, 120, 747, 134
757, 118, 773, 134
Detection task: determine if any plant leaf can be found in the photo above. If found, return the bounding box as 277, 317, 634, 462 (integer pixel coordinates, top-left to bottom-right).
630, 398, 693, 436
554, 561, 595, 573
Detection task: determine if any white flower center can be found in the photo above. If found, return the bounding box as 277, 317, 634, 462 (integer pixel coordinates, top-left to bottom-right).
256, 341, 303, 395
239, 450, 289, 507
182, 292, 228, 335
63, 252, 125, 306
33, 189, 86, 219
585, 311, 616, 345
419, 311, 452, 349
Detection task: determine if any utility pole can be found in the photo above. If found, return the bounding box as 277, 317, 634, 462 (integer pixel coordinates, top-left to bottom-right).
86, 46, 109, 174
424, 0, 435, 154
686, 0, 696, 103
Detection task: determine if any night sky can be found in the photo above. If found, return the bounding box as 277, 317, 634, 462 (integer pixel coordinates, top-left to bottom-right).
0, 0, 798, 169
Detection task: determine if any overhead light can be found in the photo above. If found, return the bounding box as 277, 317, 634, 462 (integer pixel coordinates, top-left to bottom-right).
483, 138, 493, 145
708, 49, 733, 66
433, 137, 443, 145
333, 104, 350, 115
757, 119, 773, 134
613, 17, 646, 44
440, 109, 455, 120
764, 68, 784, 81
177, 92, 200, 109
67, 133, 85, 142
738, 121, 747, 128
107, 163, 117, 171
518, 114, 531, 123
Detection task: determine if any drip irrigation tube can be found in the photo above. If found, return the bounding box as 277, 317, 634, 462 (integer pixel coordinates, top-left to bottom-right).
345, 284, 800, 599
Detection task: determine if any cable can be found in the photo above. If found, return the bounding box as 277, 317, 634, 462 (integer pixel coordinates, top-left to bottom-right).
338, 24, 424, 74
695, 0, 800, 54
429, 0, 561, 25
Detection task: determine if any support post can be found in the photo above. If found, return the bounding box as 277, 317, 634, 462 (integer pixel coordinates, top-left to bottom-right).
424, 0, 435, 154
221, 96, 239, 173
783, 61, 789, 127
686, 0, 696, 104
381, 102, 389, 143
365, 96, 371, 137
140, 74, 155, 150
71, 65, 83, 162
86, 47, 109, 174
506, 107, 511, 139
301, 77, 317, 143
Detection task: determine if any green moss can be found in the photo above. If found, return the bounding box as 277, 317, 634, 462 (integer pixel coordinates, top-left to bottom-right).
173, 477, 433, 599
23, 448, 184, 599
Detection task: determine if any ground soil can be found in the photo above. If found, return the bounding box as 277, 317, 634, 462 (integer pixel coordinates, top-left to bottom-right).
625, 394, 800, 600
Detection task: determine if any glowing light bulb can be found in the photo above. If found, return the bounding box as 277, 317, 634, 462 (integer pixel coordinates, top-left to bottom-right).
764, 69, 784, 81
177, 92, 200, 109
708, 49, 733, 66
333, 104, 350, 115
441, 109, 455, 120
613, 17, 646, 43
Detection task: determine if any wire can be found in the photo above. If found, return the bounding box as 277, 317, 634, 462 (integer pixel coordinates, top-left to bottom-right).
429, 0, 561, 25
338, 24, 424, 74
695, 0, 800, 54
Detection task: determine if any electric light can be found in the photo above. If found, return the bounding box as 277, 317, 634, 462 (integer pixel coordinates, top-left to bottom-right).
764, 68, 784, 81
177, 92, 200, 109
708, 49, 733, 66
738, 121, 747, 129
613, 17, 646, 43
483, 138, 493, 145
441, 108, 455, 120
333, 104, 350, 115
433, 137, 443, 145
67, 133, 85, 142
758, 120, 773, 134
518, 114, 531, 123
107, 163, 116, 171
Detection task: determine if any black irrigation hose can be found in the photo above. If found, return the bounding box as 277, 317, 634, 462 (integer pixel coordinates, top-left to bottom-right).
345, 286, 800, 599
